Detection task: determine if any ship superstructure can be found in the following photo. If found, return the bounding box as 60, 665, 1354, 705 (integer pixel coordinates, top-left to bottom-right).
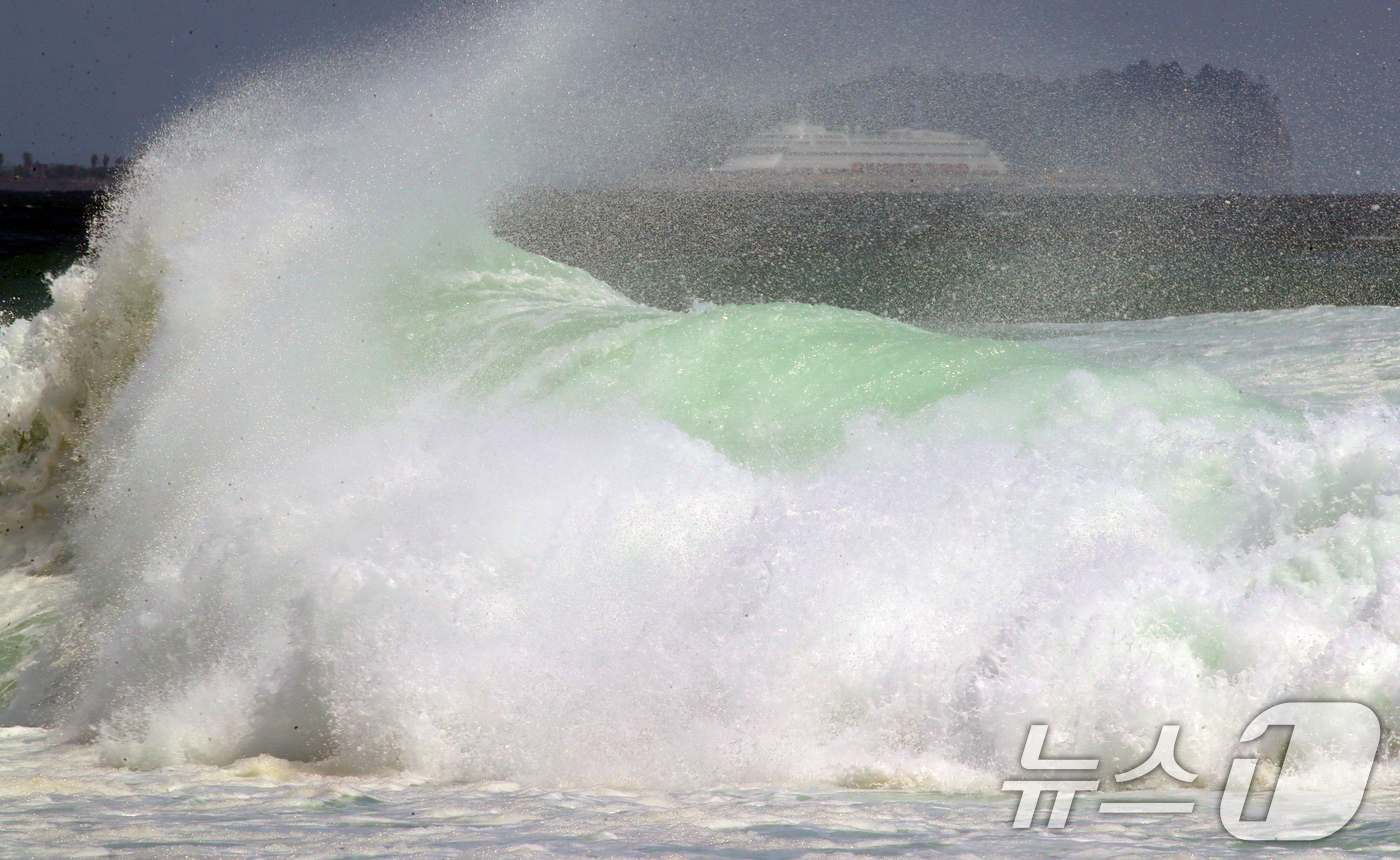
715, 122, 1008, 176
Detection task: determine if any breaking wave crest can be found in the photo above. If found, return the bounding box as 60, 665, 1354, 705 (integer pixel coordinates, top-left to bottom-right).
0, 2, 1395, 793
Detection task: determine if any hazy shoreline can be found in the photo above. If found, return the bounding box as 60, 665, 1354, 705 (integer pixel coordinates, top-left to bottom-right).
0, 179, 112, 194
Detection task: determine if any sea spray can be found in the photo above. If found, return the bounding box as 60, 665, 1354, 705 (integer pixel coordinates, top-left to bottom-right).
35, 344, 1400, 787
0, 1, 1394, 795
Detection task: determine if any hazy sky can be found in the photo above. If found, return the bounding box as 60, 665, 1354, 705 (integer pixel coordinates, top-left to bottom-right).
1, 1, 1396, 191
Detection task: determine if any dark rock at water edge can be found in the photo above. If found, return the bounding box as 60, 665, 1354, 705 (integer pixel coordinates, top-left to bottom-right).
0, 191, 98, 320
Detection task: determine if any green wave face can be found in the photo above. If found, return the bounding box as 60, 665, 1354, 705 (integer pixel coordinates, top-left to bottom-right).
376, 246, 1088, 468
547, 302, 1076, 468
383, 247, 1268, 473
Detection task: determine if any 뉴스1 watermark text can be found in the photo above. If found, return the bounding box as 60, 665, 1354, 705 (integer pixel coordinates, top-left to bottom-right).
1002, 701, 1381, 841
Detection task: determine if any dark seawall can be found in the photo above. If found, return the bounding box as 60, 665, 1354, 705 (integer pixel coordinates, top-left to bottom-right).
2, 189, 1399, 327
495, 191, 1400, 325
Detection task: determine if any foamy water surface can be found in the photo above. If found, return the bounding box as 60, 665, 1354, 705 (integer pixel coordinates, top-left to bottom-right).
0, 2, 1397, 856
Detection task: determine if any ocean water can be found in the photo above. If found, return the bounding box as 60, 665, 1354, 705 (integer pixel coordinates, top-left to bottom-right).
0, 5, 1398, 857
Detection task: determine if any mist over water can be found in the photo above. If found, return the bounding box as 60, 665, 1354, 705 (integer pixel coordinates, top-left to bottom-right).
0, 1, 1394, 814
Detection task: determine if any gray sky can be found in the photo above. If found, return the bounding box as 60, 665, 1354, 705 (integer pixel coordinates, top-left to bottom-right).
1, 0, 1396, 191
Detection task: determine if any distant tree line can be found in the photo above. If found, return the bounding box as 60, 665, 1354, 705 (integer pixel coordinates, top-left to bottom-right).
0, 151, 125, 181
655, 62, 1293, 192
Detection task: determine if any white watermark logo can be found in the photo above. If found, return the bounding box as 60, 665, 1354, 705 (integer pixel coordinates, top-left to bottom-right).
1003, 701, 1381, 841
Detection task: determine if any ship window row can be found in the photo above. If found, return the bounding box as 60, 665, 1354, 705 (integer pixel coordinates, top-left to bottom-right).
747, 137, 985, 148
745, 144, 989, 154
751, 140, 984, 147
784, 151, 996, 159
742, 148, 992, 158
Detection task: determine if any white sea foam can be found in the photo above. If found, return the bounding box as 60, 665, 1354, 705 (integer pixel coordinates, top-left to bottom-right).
0, 1, 1392, 833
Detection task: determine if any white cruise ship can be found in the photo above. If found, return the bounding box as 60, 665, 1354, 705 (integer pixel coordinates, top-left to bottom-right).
714, 122, 1009, 176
